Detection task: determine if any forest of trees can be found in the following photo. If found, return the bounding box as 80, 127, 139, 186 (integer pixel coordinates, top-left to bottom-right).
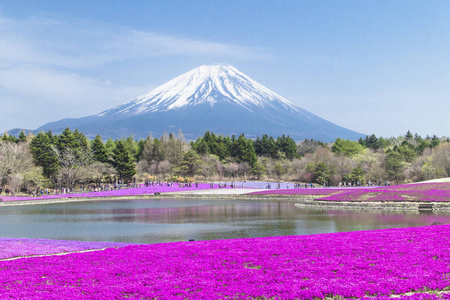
0, 128, 449, 195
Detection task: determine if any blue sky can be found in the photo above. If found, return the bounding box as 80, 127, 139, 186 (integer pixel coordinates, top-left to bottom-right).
1, 0, 449, 138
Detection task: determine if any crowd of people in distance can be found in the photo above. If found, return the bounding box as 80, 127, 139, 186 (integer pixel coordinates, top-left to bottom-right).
0, 178, 393, 198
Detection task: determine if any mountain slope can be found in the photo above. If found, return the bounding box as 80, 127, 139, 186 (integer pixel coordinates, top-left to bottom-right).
33, 65, 364, 141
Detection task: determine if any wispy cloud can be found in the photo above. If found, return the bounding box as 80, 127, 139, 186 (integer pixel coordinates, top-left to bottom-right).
0, 15, 270, 131
0, 16, 268, 69
0, 65, 153, 129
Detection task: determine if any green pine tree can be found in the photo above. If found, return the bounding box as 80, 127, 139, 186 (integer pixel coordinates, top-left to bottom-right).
91, 135, 109, 163
176, 150, 203, 177
18, 131, 27, 143
112, 141, 136, 182
29, 132, 59, 180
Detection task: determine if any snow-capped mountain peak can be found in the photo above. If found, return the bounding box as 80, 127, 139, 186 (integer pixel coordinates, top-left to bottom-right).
98, 65, 298, 117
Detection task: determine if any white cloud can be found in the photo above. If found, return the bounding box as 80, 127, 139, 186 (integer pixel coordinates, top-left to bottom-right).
0, 16, 268, 69
0, 66, 153, 131
0, 15, 269, 132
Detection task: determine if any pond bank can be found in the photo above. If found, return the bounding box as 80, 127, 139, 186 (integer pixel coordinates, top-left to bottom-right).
2, 191, 450, 211
0, 193, 316, 206
295, 198, 450, 211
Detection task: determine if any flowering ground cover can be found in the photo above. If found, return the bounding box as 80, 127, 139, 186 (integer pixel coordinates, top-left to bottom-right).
320, 182, 450, 202
0, 238, 131, 260
228, 181, 297, 189
0, 183, 229, 202
251, 182, 450, 202
2, 225, 450, 299
250, 188, 345, 196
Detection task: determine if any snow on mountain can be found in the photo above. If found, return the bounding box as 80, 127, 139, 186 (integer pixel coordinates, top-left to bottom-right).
98, 65, 298, 117
29, 64, 365, 141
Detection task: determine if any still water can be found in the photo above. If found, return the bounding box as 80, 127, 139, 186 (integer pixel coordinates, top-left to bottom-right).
1, 199, 449, 244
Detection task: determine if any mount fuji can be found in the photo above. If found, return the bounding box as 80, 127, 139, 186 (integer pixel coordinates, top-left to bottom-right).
29, 65, 364, 141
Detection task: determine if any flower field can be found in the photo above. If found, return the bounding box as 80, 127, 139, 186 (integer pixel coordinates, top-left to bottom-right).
250, 188, 344, 196
251, 182, 450, 202
2, 225, 450, 299
320, 182, 450, 202
0, 238, 130, 259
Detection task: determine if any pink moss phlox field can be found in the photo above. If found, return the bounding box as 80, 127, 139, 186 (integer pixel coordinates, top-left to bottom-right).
250, 188, 344, 196
1, 183, 229, 202
2, 226, 450, 299
252, 182, 450, 202
321, 183, 450, 202
0, 238, 130, 259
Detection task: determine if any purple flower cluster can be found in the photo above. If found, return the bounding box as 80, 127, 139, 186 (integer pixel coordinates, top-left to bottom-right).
2, 183, 228, 202
250, 188, 344, 196
252, 182, 450, 202
1, 225, 450, 298
321, 183, 450, 202
0, 238, 130, 259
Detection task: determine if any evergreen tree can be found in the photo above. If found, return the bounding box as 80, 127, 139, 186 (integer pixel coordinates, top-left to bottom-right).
250, 161, 267, 179
331, 138, 364, 156
8, 135, 18, 143
58, 128, 77, 151
29, 132, 59, 180
18, 131, 27, 143
135, 139, 146, 161
124, 135, 138, 159
344, 165, 365, 185
255, 134, 278, 158
385, 151, 405, 184
364, 134, 382, 150
105, 138, 115, 157
91, 135, 109, 163
176, 150, 203, 177
232, 134, 257, 167
194, 138, 209, 156
73, 129, 89, 150
276, 135, 298, 159
306, 162, 331, 184
112, 141, 136, 182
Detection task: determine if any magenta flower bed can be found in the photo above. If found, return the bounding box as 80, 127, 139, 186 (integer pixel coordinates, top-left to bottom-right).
250, 188, 345, 196
1, 183, 226, 202
320, 183, 450, 202
0, 238, 131, 259
251, 182, 450, 202
2, 226, 450, 298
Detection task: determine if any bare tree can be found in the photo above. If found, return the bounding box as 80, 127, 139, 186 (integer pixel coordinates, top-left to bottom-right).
216, 161, 224, 180
158, 160, 171, 179
141, 135, 155, 163
52, 146, 94, 188
82, 162, 116, 185
148, 161, 158, 176
201, 155, 220, 180
8, 173, 23, 194
23, 166, 48, 193
136, 160, 149, 174
291, 158, 308, 181
0, 141, 34, 188
225, 163, 239, 178
431, 143, 450, 177
238, 162, 251, 179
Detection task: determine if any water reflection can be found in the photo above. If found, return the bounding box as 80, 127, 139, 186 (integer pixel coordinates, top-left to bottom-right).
0, 199, 449, 244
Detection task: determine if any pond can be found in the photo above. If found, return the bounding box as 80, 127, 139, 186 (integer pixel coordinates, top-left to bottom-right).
1, 198, 449, 244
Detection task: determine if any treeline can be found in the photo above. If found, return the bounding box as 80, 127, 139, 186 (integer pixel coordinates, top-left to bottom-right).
0, 128, 449, 194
